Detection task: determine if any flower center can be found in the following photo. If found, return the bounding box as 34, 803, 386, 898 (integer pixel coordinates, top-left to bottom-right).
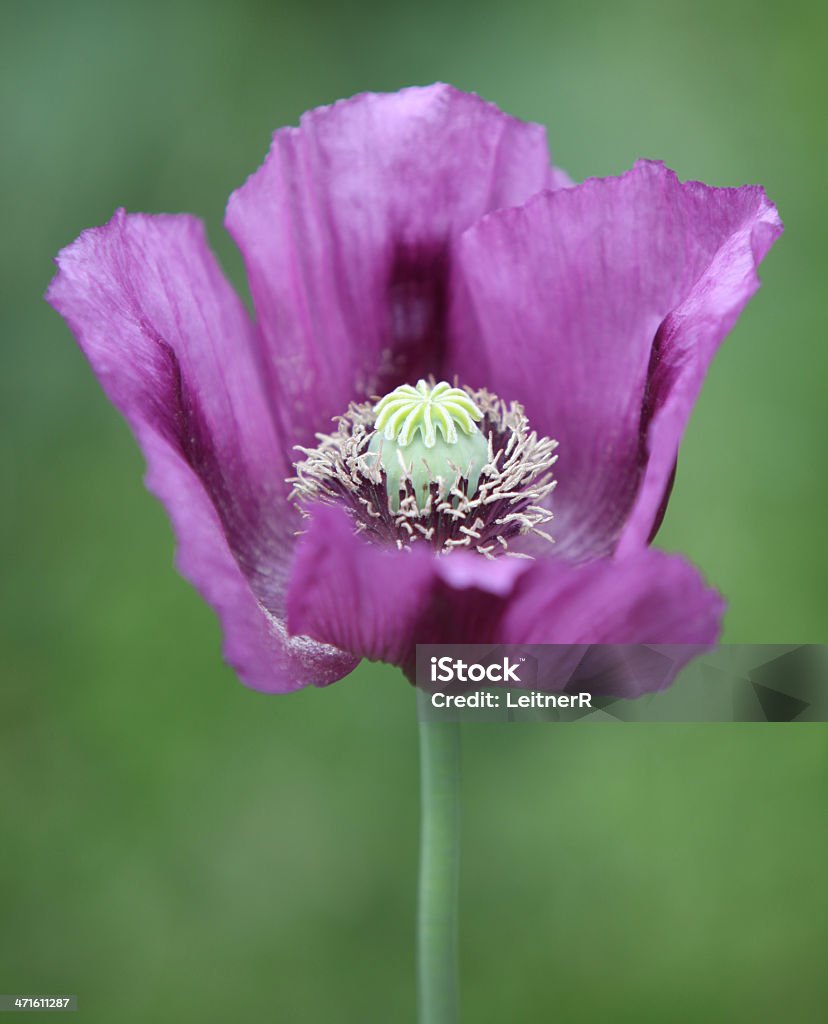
289, 380, 558, 559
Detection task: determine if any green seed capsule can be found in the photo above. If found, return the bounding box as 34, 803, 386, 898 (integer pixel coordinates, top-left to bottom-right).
369, 380, 491, 510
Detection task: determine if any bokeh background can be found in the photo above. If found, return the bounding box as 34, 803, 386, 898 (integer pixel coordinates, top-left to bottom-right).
2, 0, 827, 1020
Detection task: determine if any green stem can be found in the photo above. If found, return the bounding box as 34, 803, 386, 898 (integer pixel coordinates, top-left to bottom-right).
417, 690, 461, 1024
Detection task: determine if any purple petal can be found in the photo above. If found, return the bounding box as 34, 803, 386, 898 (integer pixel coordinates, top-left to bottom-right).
286, 505, 436, 669
434, 553, 530, 597
498, 549, 725, 696
499, 548, 725, 647
286, 504, 529, 674
451, 161, 782, 559
47, 211, 355, 691
616, 196, 783, 554
225, 84, 562, 447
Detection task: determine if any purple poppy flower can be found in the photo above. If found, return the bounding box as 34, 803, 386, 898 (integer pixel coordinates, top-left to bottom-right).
47, 84, 782, 693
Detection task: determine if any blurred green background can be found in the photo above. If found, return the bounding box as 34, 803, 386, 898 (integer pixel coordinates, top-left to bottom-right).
2, 0, 826, 1020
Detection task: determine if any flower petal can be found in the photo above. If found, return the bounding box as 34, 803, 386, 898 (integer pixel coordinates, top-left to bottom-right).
497, 547, 725, 697
452, 161, 782, 559
47, 211, 355, 691
286, 503, 529, 674
286, 505, 436, 670
499, 548, 725, 648
616, 196, 783, 554
225, 84, 562, 447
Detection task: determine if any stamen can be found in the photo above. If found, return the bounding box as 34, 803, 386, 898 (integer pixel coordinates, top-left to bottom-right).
288, 383, 558, 559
